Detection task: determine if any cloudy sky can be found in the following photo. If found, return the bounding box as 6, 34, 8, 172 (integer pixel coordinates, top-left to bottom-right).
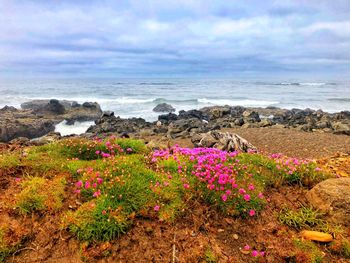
0, 0, 350, 78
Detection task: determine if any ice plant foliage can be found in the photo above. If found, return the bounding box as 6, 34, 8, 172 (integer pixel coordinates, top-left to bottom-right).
65, 138, 327, 242
152, 146, 266, 217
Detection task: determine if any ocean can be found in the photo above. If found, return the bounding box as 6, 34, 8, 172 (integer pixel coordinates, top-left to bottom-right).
0, 78, 349, 135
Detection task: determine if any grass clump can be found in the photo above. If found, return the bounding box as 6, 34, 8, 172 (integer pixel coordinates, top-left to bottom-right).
16, 176, 66, 214
204, 247, 218, 263
278, 206, 327, 230
58, 137, 147, 160
294, 239, 324, 263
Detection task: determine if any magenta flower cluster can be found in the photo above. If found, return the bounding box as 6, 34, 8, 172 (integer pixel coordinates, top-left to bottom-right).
75, 167, 103, 197
152, 145, 265, 217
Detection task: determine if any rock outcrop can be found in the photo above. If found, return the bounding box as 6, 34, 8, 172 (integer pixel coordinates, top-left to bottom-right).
153, 103, 175, 113
306, 177, 350, 226
0, 100, 103, 142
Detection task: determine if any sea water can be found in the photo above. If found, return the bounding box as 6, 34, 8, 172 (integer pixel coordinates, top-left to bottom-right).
1, 78, 349, 135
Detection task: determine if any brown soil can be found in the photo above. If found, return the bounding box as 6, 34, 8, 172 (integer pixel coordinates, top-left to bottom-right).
224, 127, 350, 159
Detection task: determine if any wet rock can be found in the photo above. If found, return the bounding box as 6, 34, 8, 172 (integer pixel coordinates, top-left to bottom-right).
103, 111, 114, 117
153, 103, 175, 113
158, 113, 178, 122
87, 115, 150, 135
178, 109, 208, 121
306, 177, 350, 226
191, 131, 257, 152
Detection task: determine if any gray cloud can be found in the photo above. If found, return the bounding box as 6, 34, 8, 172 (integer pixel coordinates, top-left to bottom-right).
0, 0, 349, 78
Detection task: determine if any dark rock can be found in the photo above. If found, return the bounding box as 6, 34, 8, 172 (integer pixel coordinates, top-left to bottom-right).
103, 111, 114, 117
87, 115, 151, 135
234, 118, 244, 126
158, 113, 178, 122
242, 110, 261, 123
82, 102, 99, 109
0, 106, 17, 112
200, 106, 231, 120
178, 109, 208, 120
71, 101, 80, 108
153, 103, 175, 113
0, 117, 55, 142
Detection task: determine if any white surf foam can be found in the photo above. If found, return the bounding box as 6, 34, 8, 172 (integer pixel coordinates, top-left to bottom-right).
55, 120, 94, 136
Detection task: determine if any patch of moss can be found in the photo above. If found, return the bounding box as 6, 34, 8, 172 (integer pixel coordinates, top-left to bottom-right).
16, 176, 66, 214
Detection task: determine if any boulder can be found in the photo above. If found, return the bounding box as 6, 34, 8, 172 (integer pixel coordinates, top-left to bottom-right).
87, 115, 150, 135
200, 106, 231, 120
178, 109, 208, 121
242, 110, 261, 123
306, 178, 350, 226
259, 118, 274, 127
153, 103, 175, 113
0, 117, 55, 142
331, 122, 350, 135
191, 131, 257, 152
158, 113, 178, 122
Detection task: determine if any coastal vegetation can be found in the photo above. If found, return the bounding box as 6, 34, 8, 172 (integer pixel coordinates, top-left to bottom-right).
0, 137, 349, 262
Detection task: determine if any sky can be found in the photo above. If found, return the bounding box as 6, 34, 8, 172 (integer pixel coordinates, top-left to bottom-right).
0, 0, 350, 79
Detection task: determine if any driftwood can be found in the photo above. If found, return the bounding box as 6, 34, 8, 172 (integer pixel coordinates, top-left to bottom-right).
191, 131, 257, 152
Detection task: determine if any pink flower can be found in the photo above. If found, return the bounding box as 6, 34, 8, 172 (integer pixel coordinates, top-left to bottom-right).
221, 194, 227, 202
258, 192, 264, 199
315, 167, 321, 171
93, 190, 101, 197
102, 210, 107, 215
95, 150, 100, 155
252, 250, 259, 257
97, 178, 103, 184
183, 183, 190, 189
244, 245, 250, 250
84, 181, 90, 189
154, 205, 160, 211
239, 188, 246, 194
249, 209, 256, 216
92, 183, 97, 188
248, 184, 255, 191
243, 194, 251, 202
260, 251, 265, 256
76, 180, 83, 188
15, 177, 21, 183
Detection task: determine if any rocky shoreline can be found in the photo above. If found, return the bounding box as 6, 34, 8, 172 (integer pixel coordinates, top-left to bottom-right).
87, 105, 350, 139
0, 99, 102, 142
0, 101, 349, 143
